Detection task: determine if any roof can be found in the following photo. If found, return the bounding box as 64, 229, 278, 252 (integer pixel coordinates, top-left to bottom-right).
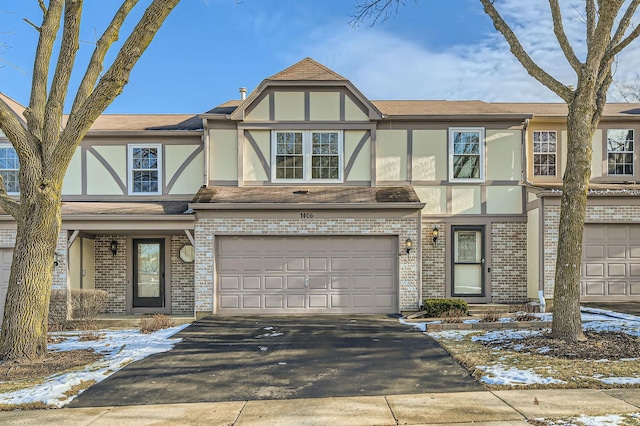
267, 58, 347, 81
69, 114, 203, 131
60, 201, 191, 216
0, 93, 26, 123
528, 182, 640, 197
191, 186, 422, 205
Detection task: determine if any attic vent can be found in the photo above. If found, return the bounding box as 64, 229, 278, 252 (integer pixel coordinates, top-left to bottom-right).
239, 87, 247, 100
293, 190, 309, 195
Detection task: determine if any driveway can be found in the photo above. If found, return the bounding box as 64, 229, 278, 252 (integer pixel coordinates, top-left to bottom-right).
70, 315, 481, 407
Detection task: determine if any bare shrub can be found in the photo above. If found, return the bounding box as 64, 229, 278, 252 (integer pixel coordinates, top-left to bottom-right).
139, 314, 174, 334
480, 309, 501, 323
49, 289, 108, 331
48, 290, 68, 328
70, 289, 108, 320
514, 311, 538, 322
441, 308, 466, 323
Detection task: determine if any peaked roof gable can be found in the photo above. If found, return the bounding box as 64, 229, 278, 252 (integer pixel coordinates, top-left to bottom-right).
267, 57, 347, 81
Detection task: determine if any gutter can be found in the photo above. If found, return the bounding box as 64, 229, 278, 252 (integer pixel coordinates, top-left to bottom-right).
189, 202, 426, 210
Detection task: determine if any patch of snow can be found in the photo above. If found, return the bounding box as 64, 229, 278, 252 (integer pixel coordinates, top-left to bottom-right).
597, 376, 640, 385
276, 362, 287, 365
478, 364, 566, 385
398, 318, 427, 331
0, 323, 189, 408
428, 329, 477, 340
258, 346, 268, 351
471, 329, 542, 344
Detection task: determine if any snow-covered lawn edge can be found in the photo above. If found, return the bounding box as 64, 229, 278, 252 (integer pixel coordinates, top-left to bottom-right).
0, 323, 190, 408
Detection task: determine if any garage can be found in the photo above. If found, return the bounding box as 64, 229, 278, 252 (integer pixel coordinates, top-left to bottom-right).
216, 236, 398, 314
581, 224, 640, 300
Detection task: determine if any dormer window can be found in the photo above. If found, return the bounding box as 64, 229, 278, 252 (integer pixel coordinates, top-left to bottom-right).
128, 144, 162, 195
272, 131, 342, 183
607, 129, 634, 176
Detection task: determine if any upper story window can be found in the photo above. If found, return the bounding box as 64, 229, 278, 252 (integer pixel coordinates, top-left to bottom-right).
607, 129, 634, 176
272, 131, 342, 182
128, 144, 162, 195
533, 131, 557, 177
0, 145, 19, 194
449, 127, 484, 182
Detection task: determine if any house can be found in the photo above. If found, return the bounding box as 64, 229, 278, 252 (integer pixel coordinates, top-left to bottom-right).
0, 57, 639, 319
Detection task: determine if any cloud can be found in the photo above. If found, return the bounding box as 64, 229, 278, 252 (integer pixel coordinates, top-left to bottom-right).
297, 0, 640, 102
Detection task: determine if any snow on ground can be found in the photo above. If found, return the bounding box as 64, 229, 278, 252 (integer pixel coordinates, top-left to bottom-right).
0, 323, 189, 407
478, 364, 566, 385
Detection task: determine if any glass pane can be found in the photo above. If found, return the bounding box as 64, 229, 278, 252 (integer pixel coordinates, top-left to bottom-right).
137, 243, 160, 298
455, 231, 480, 262
453, 155, 479, 179
454, 264, 482, 294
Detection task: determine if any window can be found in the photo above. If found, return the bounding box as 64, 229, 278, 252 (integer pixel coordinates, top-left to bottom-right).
533, 131, 557, 177
273, 131, 342, 182
128, 144, 162, 195
607, 129, 634, 175
449, 128, 484, 181
0, 145, 19, 194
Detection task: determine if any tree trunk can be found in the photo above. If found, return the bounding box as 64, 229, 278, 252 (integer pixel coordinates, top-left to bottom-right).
0, 186, 61, 362
551, 98, 596, 342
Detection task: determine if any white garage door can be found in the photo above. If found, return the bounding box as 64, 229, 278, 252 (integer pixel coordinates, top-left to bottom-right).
581, 224, 640, 300
0, 249, 13, 325
216, 236, 398, 314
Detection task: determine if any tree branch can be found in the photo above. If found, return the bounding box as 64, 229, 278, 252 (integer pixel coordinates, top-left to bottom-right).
71, 0, 139, 116
0, 175, 21, 219
585, 0, 596, 44
549, 0, 582, 72
609, 23, 640, 58
480, 0, 572, 101
43, 0, 83, 162
0, 97, 29, 158
610, 0, 640, 48
351, 0, 400, 26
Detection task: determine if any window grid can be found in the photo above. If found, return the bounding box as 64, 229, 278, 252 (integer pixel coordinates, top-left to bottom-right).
0, 146, 19, 193
273, 131, 342, 182
311, 132, 339, 180
275, 132, 304, 179
607, 129, 634, 176
130, 145, 161, 194
533, 131, 557, 177
450, 129, 483, 181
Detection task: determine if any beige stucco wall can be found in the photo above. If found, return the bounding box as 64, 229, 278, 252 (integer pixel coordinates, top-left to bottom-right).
486, 130, 521, 180
309, 92, 339, 121
414, 186, 446, 215
244, 130, 270, 182
165, 145, 203, 194
486, 186, 522, 214
86, 149, 124, 195
83, 238, 95, 290
274, 92, 304, 121
210, 129, 238, 181
591, 129, 603, 178
344, 130, 370, 182
451, 186, 481, 214
344, 96, 368, 121
376, 129, 407, 181
69, 238, 81, 290
413, 130, 447, 181
527, 207, 540, 299
62, 147, 82, 195
95, 146, 127, 183
245, 96, 269, 121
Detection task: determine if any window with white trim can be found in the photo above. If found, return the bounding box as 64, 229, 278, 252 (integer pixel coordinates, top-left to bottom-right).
607, 129, 634, 175
0, 145, 19, 194
449, 128, 484, 181
128, 144, 162, 195
272, 131, 342, 182
533, 130, 557, 177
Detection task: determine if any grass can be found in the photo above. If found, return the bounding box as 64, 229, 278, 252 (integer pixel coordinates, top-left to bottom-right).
434, 331, 640, 390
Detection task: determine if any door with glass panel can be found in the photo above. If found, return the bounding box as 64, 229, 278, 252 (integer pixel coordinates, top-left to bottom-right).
452, 227, 485, 299
133, 239, 164, 308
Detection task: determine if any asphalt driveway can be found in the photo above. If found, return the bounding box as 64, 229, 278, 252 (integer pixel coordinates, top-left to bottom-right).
70, 315, 481, 407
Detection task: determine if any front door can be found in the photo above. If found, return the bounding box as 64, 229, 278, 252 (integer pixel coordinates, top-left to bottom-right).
452, 226, 485, 301
133, 239, 164, 308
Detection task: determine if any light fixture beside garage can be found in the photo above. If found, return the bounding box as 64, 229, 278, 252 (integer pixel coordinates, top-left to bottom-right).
110, 240, 118, 256
405, 238, 413, 255
432, 226, 439, 247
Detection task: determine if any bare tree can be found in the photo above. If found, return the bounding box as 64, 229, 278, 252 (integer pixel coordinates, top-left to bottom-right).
614, 77, 640, 102
0, 0, 180, 362
354, 0, 640, 342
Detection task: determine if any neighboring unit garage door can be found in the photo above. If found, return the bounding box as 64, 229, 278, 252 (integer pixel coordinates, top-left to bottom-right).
216, 236, 398, 314
0, 249, 12, 325
581, 224, 640, 300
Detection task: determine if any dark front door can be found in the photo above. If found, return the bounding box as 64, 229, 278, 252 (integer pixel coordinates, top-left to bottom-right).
452, 226, 485, 300
133, 239, 164, 308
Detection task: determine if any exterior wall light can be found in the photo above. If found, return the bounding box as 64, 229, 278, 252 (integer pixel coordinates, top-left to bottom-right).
54, 252, 59, 267
110, 240, 118, 256
405, 237, 413, 255
432, 226, 439, 246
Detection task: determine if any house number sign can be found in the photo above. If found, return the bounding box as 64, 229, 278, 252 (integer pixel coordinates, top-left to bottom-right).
300, 212, 314, 219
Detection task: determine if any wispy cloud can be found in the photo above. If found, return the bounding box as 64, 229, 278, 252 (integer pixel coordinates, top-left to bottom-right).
297, 0, 640, 102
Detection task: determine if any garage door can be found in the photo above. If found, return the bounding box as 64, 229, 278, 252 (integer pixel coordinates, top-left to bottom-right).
581, 224, 640, 300
216, 236, 398, 314
0, 249, 12, 325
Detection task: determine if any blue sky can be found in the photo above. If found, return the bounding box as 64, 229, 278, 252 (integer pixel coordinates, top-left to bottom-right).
2, 1, 640, 113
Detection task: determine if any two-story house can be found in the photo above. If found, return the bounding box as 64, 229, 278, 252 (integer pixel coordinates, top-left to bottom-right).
0, 58, 638, 320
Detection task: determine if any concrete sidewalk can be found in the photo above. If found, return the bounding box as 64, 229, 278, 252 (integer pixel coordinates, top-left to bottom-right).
2, 388, 640, 425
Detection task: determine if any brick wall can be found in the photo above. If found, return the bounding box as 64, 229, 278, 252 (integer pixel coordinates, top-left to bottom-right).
543, 202, 640, 297
95, 235, 127, 314
170, 235, 195, 314
194, 216, 421, 313
421, 222, 446, 299
490, 222, 528, 303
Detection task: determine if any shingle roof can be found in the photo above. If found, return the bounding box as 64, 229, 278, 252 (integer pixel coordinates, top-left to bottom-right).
267, 58, 347, 81
0, 93, 26, 122
71, 114, 203, 131
61, 201, 191, 216
191, 186, 422, 204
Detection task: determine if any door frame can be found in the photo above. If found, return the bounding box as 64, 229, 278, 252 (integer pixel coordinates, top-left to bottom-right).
128, 235, 172, 314
447, 225, 490, 303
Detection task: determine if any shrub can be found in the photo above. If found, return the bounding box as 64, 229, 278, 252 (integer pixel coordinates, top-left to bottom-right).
480, 308, 501, 323
422, 299, 468, 318
514, 311, 538, 322
48, 289, 108, 330
441, 308, 466, 323
70, 289, 108, 320
49, 290, 68, 327
139, 314, 174, 334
